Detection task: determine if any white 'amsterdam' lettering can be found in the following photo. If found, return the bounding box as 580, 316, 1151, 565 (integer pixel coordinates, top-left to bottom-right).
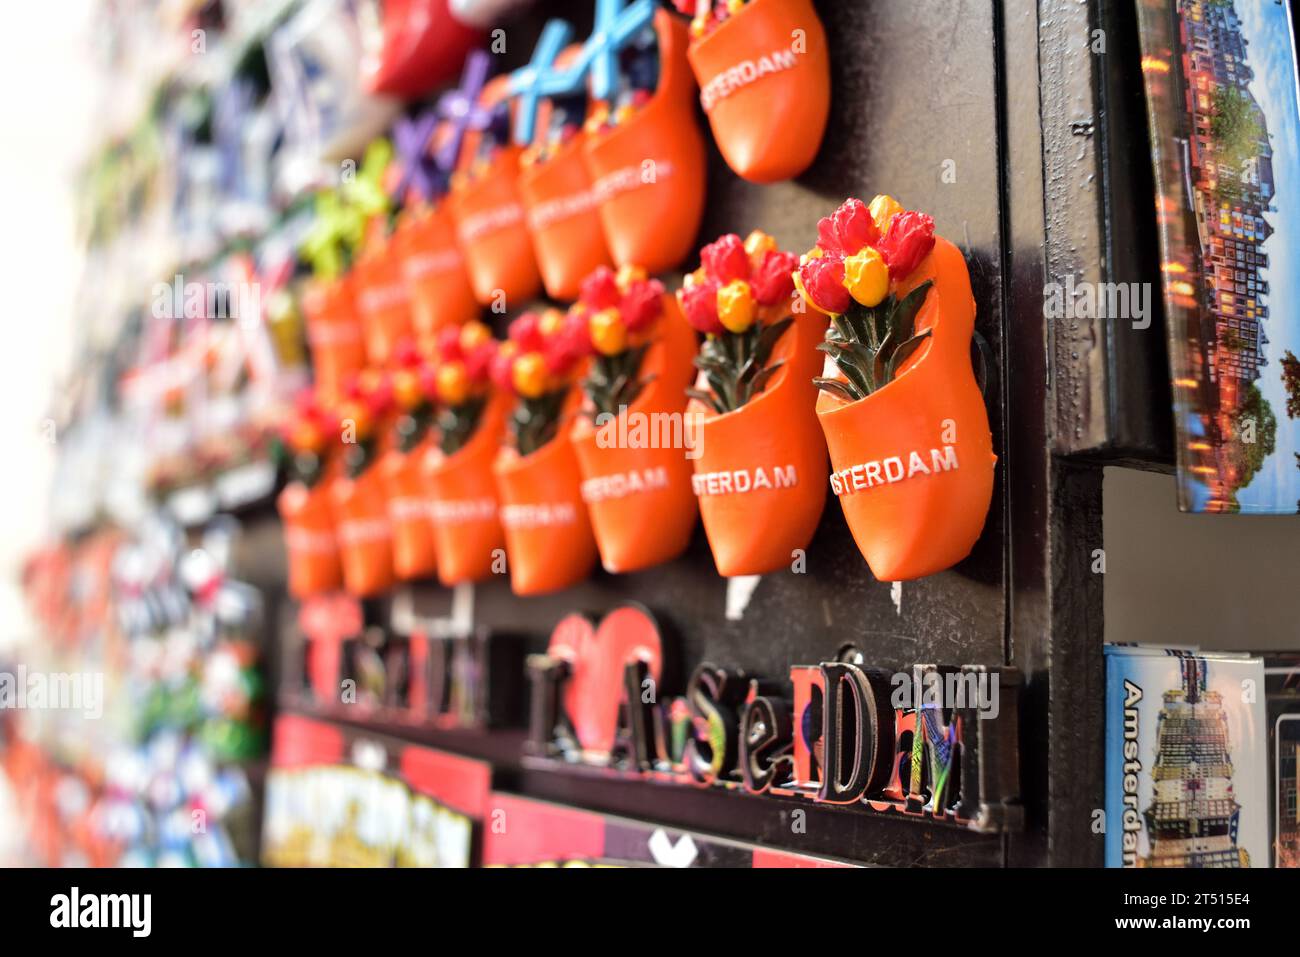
699, 48, 801, 112
829, 445, 959, 496
691, 465, 798, 496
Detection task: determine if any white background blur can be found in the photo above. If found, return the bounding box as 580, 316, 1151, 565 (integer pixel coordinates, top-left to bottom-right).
0, 1, 96, 653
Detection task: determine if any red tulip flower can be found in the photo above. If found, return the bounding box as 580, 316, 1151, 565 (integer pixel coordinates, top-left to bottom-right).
580, 266, 622, 311
464, 341, 495, 381
875, 211, 936, 280
543, 310, 592, 374
797, 254, 851, 315
679, 278, 724, 335
508, 312, 545, 353
816, 198, 879, 258
700, 233, 750, 284
751, 249, 799, 306
619, 278, 665, 333
490, 349, 515, 392
436, 324, 464, 362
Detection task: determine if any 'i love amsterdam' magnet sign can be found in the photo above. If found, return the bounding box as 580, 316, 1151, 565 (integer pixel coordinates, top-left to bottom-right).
525, 605, 1023, 832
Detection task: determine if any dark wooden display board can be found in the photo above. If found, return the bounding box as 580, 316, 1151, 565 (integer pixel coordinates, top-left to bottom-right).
255, 0, 1167, 867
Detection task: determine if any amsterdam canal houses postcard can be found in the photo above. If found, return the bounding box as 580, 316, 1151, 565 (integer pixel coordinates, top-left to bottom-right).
1105, 646, 1268, 868
1136, 0, 1300, 512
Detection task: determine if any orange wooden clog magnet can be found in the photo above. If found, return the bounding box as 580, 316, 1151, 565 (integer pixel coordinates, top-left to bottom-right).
277, 481, 343, 598
689, 305, 829, 576
391, 204, 478, 353
447, 75, 543, 306
493, 432, 598, 596
301, 275, 366, 403
379, 442, 438, 581
798, 197, 995, 581
582, 10, 707, 273
330, 468, 396, 597
423, 393, 509, 587
570, 287, 699, 573
816, 237, 995, 581
517, 44, 615, 300
353, 237, 414, 367
686, 0, 829, 183
679, 231, 828, 577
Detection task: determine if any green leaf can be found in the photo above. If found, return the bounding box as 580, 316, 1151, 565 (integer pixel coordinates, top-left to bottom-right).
838, 306, 868, 346
584, 345, 654, 419
885, 328, 932, 383
512, 389, 567, 456
742, 361, 784, 404
813, 376, 862, 402
438, 396, 486, 455
888, 280, 933, 339
685, 387, 725, 414
818, 339, 874, 396
704, 369, 734, 411
754, 316, 793, 363
685, 315, 798, 414
618, 377, 647, 410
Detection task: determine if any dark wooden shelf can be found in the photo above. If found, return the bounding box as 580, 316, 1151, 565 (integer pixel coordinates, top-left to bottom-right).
277, 698, 1001, 866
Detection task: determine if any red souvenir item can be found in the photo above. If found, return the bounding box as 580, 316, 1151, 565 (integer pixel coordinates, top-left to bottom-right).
517, 44, 615, 300
301, 276, 366, 403
568, 265, 698, 573
797, 196, 995, 581
422, 321, 508, 586
683, 0, 829, 182
546, 607, 662, 759
680, 230, 828, 576
493, 310, 597, 595
582, 9, 707, 273
447, 76, 543, 306
360, 0, 483, 98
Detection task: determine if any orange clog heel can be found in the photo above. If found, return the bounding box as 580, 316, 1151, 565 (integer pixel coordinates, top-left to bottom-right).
277, 481, 343, 598
330, 470, 396, 597
353, 238, 413, 367
447, 76, 542, 306
571, 297, 698, 573
686, 0, 829, 183
493, 432, 598, 596
582, 11, 706, 273
391, 205, 478, 352
690, 306, 829, 576
517, 45, 613, 300
379, 444, 438, 581
815, 237, 995, 581
423, 394, 508, 586
301, 276, 366, 402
